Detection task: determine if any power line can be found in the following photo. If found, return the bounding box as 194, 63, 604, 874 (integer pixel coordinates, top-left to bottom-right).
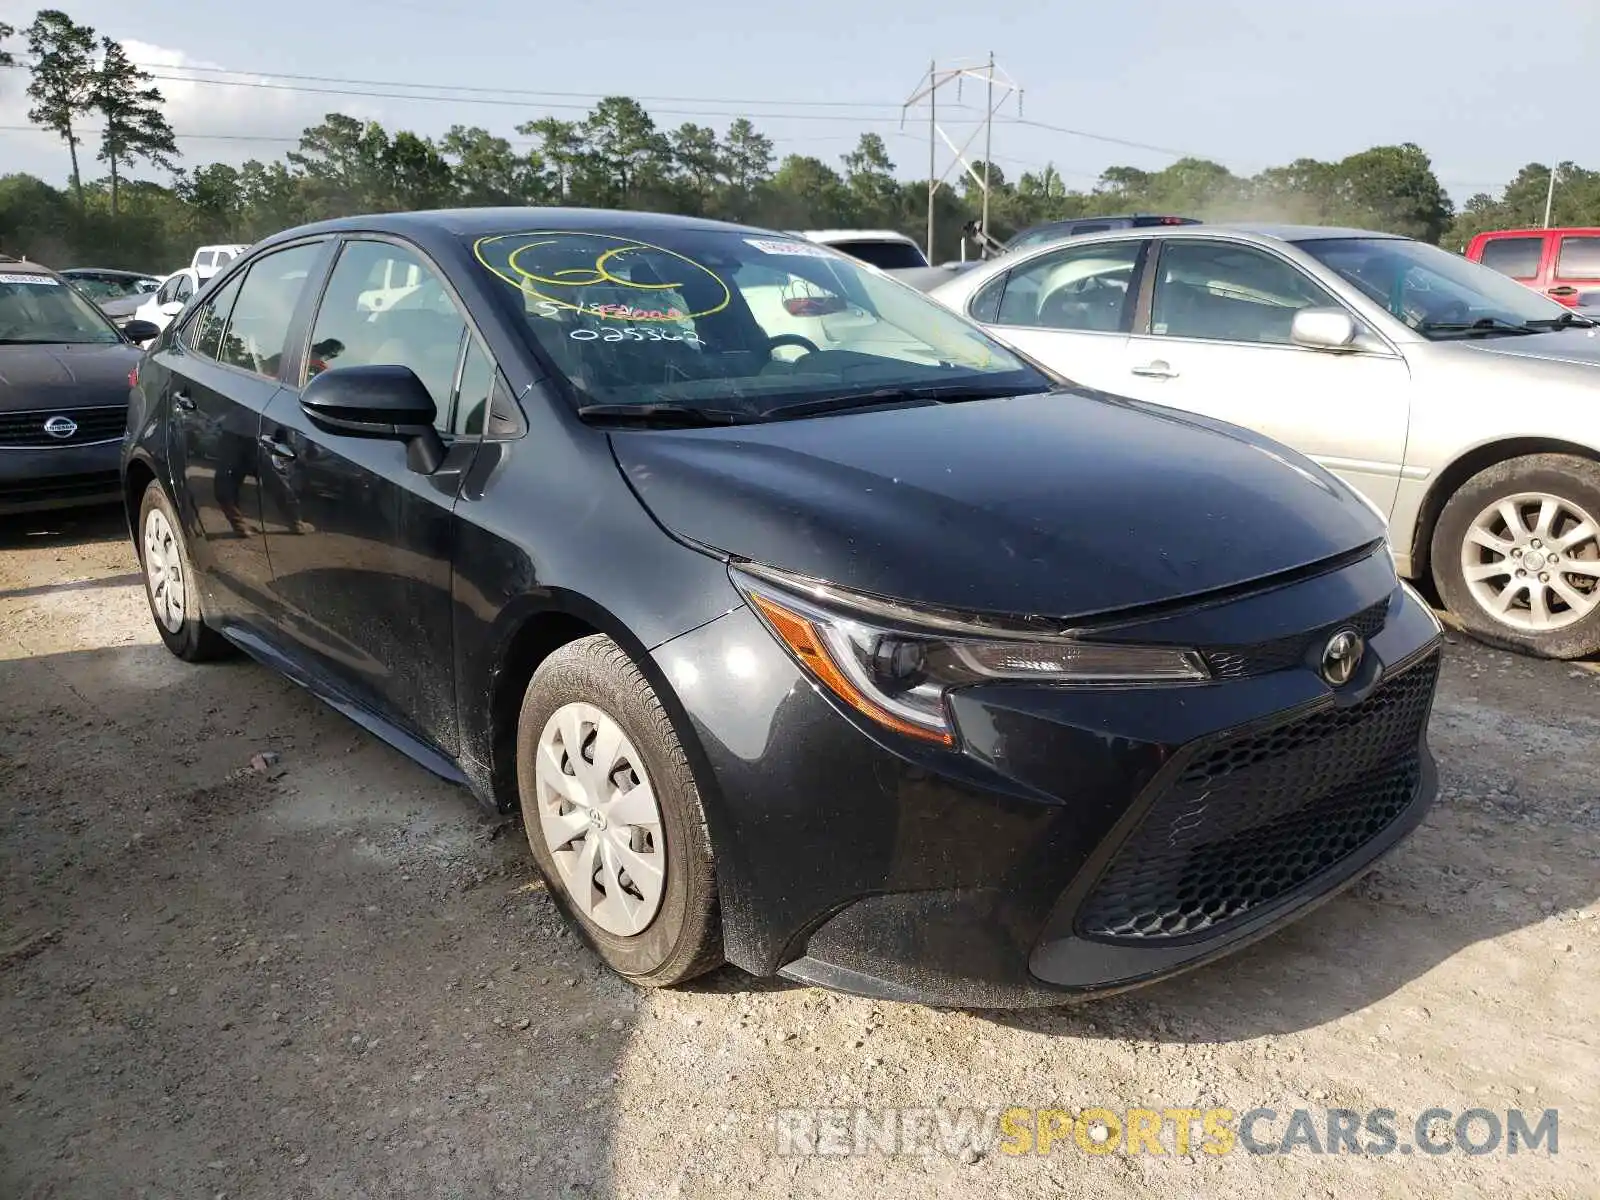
0, 63, 1525, 195
117, 60, 925, 111
0, 61, 989, 125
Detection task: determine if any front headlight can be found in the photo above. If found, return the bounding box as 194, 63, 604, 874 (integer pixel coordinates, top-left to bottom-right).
731, 562, 1209, 746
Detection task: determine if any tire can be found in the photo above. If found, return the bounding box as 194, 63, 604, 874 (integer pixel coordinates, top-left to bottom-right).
1431, 453, 1600, 659
136, 479, 232, 662
515, 634, 722, 987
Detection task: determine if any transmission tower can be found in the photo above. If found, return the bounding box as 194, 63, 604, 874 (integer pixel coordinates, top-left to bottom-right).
901, 54, 1023, 264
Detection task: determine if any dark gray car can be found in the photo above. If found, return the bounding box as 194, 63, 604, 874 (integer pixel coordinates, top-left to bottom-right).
59, 268, 164, 329
0, 261, 159, 514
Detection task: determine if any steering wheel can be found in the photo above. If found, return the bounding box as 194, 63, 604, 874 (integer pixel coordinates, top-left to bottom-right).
765, 333, 820, 358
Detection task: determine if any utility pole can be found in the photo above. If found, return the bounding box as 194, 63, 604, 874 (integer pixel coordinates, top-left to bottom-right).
982, 51, 994, 256
928, 60, 936, 265
902, 56, 1022, 264
1544, 162, 1559, 229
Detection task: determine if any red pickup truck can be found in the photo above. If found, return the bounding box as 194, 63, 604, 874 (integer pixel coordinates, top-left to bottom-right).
1464, 227, 1600, 309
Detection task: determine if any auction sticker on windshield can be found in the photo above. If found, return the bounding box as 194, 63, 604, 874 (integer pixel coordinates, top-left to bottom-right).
0, 274, 59, 285
744, 238, 836, 259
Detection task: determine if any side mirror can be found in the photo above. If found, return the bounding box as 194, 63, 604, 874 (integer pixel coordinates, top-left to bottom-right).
299, 363, 446, 474
1290, 306, 1358, 351
121, 319, 161, 344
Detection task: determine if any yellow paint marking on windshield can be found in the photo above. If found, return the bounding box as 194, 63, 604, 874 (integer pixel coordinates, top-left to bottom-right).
473, 231, 731, 322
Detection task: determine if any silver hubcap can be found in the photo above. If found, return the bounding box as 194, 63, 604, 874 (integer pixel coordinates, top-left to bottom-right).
1462, 491, 1600, 632
533, 702, 666, 936
142, 507, 186, 634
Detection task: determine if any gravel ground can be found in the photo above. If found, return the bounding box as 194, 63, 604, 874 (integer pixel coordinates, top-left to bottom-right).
2, 505, 1596, 1200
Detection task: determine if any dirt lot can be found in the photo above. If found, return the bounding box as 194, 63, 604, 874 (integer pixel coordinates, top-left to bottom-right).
1, 506, 1596, 1200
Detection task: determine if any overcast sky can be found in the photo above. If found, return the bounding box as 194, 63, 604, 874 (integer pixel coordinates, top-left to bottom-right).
1, 0, 1594, 202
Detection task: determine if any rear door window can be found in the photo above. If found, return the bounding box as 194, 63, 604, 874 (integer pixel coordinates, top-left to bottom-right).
1555, 236, 1600, 282
1478, 236, 1544, 280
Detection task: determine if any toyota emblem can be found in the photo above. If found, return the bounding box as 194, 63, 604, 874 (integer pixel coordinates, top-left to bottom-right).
42, 415, 77, 440
1319, 629, 1364, 687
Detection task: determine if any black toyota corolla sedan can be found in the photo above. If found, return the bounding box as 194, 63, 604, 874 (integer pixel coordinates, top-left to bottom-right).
122, 208, 1444, 1007
1, 261, 160, 515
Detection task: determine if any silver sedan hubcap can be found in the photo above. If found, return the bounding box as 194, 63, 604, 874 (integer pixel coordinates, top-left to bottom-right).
534, 702, 666, 936
1462, 491, 1600, 632
143, 507, 186, 634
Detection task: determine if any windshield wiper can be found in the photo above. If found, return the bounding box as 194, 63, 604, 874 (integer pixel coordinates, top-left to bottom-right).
1520, 310, 1597, 330
757, 382, 1040, 421
1418, 317, 1539, 337
576, 402, 752, 427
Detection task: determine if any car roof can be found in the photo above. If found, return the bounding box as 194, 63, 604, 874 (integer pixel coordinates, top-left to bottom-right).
0, 260, 62, 278
1203, 222, 1407, 243
259, 207, 773, 246
1008, 222, 1408, 247
61, 267, 157, 278
1471, 226, 1600, 237
794, 229, 920, 244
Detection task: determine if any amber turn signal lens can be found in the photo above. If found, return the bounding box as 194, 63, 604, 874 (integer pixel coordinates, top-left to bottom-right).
747, 591, 954, 746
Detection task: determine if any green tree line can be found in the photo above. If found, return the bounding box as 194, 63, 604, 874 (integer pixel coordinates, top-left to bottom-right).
2, 9, 1597, 271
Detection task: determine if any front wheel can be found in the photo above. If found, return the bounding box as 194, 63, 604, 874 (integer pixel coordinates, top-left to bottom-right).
515, 635, 722, 987
1431, 453, 1600, 659
137, 480, 231, 662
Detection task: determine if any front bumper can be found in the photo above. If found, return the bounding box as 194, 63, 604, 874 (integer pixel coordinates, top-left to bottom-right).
0, 439, 124, 515
654, 546, 1443, 1008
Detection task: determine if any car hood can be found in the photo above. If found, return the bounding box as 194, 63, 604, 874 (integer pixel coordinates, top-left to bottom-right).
610, 390, 1385, 620
1458, 326, 1600, 367
0, 342, 140, 412
98, 294, 145, 318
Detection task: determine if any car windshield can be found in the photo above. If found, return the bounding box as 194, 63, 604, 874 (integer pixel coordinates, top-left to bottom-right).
469, 227, 1049, 416
1299, 237, 1578, 337
0, 271, 121, 343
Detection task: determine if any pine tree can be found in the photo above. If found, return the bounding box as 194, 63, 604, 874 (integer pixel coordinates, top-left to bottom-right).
24, 10, 98, 207
92, 38, 179, 218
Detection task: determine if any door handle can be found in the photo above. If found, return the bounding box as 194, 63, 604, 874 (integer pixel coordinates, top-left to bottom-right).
258, 433, 296, 461
1130, 361, 1178, 379
1547, 286, 1578, 297
173, 390, 195, 411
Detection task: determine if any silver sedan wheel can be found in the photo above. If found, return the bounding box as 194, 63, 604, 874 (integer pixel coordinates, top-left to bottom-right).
534, 702, 666, 937
143, 506, 186, 634
1461, 491, 1600, 632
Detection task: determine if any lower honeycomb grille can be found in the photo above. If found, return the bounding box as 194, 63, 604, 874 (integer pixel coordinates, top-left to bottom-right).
1076, 650, 1440, 941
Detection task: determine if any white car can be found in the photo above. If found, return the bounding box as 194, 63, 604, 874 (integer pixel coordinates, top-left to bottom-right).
930, 222, 1600, 659
132, 268, 201, 336
792, 229, 929, 270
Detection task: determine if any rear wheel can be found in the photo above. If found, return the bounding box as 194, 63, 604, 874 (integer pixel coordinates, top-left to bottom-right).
137, 480, 231, 662
1431, 453, 1600, 659
515, 635, 722, 987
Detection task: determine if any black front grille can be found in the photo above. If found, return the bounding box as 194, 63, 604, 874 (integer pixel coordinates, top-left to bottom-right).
1202, 596, 1391, 679
0, 406, 127, 448
0, 469, 121, 502
1077, 650, 1439, 942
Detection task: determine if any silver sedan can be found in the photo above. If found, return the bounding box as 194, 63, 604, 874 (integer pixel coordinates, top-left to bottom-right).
929, 223, 1600, 659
